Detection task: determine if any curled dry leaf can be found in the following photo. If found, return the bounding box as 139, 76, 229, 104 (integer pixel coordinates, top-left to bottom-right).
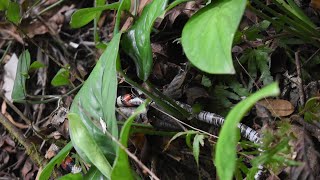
23, 5, 74, 38
256, 98, 294, 117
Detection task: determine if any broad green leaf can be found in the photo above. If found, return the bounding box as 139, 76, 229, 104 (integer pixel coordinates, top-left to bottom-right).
0, 0, 9, 10
12, 50, 30, 102
51, 68, 70, 86
68, 113, 112, 179
29, 61, 45, 72
111, 102, 148, 180
69, 33, 121, 172
85, 166, 107, 180
121, 0, 168, 81
58, 173, 82, 180
70, 2, 120, 28
181, 0, 246, 74
193, 134, 204, 166
39, 142, 73, 180
7, 1, 21, 24
215, 82, 280, 180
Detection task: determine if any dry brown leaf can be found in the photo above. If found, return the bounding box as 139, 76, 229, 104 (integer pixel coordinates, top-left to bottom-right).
256, 99, 294, 117
311, 0, 320, 9
23, 5, 74, 38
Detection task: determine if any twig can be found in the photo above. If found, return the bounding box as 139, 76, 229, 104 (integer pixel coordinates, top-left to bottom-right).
295, 50, 305, 106
0, 112, 44, 167
104, 130, 160, 180
0, 92, 32, 125
1, 101, 29, 129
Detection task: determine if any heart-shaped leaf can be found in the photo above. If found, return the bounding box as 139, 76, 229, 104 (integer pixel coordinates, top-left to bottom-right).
51, 68, 70, 87
69, 33, 122, 176
181, 0, 246, 74
68, 113, 113, 179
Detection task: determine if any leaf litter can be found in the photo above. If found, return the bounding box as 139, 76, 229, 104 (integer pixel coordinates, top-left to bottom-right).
0, 0, 320, 179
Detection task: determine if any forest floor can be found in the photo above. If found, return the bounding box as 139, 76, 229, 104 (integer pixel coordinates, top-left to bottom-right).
1, 0, 320, 179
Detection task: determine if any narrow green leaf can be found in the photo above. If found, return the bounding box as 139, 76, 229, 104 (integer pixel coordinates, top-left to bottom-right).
121, 0, 168, 81
114, 0, 131, 34
39, 142, 73, 180
69, 33, 122, 173
6, 1, 21, 24
111, 102, 148, 180
51, 68, 70, 86
181, 0, 246, 74
215, 82, 280, 180
0, 0, 9, 10
12, 50, 30, 102
166, 0, 192, 11
58, 173, 82, 180
185, 132, 194, 149
29, 61, 45, 72
164, 130, 197, 151
85, 166, 107, 180
93, 0, 106, 43
193, 134, 204, 166
68, 113, 112, 179
70, 2, 120, 28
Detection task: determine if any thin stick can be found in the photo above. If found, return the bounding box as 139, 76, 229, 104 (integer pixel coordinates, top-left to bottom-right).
295, 50, 305, 106
104, 130, 160, 180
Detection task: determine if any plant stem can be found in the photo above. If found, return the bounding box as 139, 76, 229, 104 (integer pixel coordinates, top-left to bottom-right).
145, 80, 191, 118
118, 70, 186, 120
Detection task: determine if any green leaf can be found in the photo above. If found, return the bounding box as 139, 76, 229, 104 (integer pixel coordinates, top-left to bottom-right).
0, 0, 9, 10
185, 131, 194, 149
85, 166, 107, 180
70, 2, 120, 28
303, 97, 320, 122
6, 1, 21, 24
164, 130, 197, 151
215, 82, 280, 180
12, 50, 30, 102
275, 0, 316, 29
29, 61, 45, 72
68, 113, 113, 179
114, 0, 131, 34
239, 47, 273, 89
121, 0, 168, 81
193, 134, 204, 166
181, 0, 246, 74
201, 75, 212, 87
111, 102, 148, 180
166, 0, 192, 11
39, 142, 73, 180
58, 173, 82, 180
51, 68, 70, 86
69, 33, 122, 174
